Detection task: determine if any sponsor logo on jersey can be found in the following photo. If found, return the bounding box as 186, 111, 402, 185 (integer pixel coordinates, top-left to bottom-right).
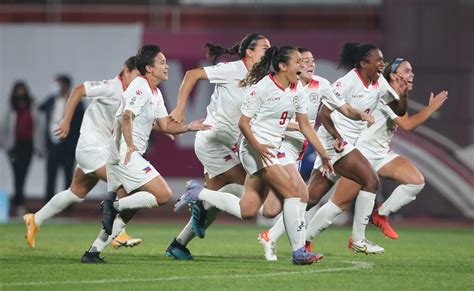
136, 89, 142, 96
143, 166, 152, 174
352, 94, 365, 99
277, 152, 286, 158
265, 96, 281, 102
250, 90, 256, 97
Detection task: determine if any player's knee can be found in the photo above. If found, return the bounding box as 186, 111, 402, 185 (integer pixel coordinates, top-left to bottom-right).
262, 205, 281, 218
69, 186, 87, 199
363, 174, 380, 193
241, 208, 259, 220
156, 188, 173, 205
407, 172, 425, 185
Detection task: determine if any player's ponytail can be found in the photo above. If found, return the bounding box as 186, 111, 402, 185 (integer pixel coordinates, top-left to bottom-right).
206, 43, 240, 65
240, 45, 297, 87
339, 42, 377, 70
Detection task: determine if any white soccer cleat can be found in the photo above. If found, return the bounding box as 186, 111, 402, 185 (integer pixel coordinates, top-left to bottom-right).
258, 230, 278, 261
349, 238, 385, 254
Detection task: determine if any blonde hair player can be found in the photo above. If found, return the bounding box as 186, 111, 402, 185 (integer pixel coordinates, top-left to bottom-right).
175, 45, 334, 265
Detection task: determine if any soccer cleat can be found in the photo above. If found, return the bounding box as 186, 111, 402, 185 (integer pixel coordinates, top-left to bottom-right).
371, 209, 399, 240
292, 246, 320, 265
303, 241, 324, 263
111, 230, 143, 249
165, 238, 194, 260
190, 201, 208, 239
23, 214, 38, 248
258, 230, 277, 261
100, 200, 118, 235
348, 238, 385, 254
81, 251, 106, 264
174, 180, 203, 213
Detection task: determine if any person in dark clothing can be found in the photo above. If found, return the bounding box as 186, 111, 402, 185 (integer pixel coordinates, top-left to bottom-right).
4, 81, 41, 216
39, 75, 84, 203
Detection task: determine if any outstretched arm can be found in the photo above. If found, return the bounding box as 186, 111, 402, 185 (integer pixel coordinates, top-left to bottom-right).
395, 91, 448, 131
170, 68, 208, 123
336, 104, 374, 125
54, 84, 86, 139
154, 116, 211, 135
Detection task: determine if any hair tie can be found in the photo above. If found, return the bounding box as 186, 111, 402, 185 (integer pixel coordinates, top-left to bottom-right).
390, 58, 405, 73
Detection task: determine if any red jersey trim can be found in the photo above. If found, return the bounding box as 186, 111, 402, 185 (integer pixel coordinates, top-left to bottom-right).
269, 73, 286, 92
117, 73, 126, 91
139, 75, 158, 95
308, 78, 320, 89
354, 69, 369, 89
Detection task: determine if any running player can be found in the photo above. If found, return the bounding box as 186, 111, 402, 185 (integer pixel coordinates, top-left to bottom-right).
23, 56, 141, 249
175, 46, 333, 265
165, 34, 271, 260
81, 45, 210, 263
305, 58, 447, 249
302, 43, 409, 255
257, 47, 374, 261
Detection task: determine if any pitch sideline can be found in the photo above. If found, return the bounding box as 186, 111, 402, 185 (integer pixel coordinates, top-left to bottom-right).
0, 260, 373, 287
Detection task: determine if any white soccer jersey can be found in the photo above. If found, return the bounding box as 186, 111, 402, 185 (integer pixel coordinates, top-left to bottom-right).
78, 75, 124, 148
356, 102, 399, 159
319, 69, 399, 143
285, 75, 345, 142
241, 74, 308, 150
203, 60, 248, 145
108, 76, 168, 162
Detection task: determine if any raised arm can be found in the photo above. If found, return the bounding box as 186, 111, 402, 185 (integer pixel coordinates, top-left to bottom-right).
170, 68, 208, 123
395, 91, 448, 131
54, 84, 86, 139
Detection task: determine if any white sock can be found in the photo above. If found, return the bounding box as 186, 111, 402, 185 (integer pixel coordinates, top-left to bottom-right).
282, 197, 304, 251
176, 207, 220, 246
110, 215, 126, 240
378, 184, 424, 216
198, 188, 242, 219
305, 200, 343, 242
88, 229, 110, 253
352, 190, 376, 242
267, 215, 285, 242
299, 202, 307, 244
115, 191, 158, 211
203, 183, 244, 210
176, 219, 196, 246
35, 189, 84, 226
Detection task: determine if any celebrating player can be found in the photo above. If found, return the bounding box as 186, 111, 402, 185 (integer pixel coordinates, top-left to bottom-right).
165, 33, 271, 260
23, 56, 141, 249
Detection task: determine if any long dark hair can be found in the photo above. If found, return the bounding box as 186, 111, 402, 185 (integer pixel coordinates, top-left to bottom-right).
206, 33, 266, 64
10, 81, 33, 111
240, 45, 297, 87
339, 42, 377, 70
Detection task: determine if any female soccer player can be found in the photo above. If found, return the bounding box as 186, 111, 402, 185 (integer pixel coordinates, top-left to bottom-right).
305, 58, 447, 249
165, 33, 271, 260
23, 56, 141, 249
300, 43, 408, 255
175, 45, 333, 265
82, 45, 210, 263
257, 47, 374, 261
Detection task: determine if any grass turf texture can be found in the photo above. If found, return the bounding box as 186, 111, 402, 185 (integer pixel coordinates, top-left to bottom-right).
1, 223, 472, 290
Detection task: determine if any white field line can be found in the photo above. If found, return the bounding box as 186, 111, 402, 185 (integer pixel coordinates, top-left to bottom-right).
0, 260, 373, 287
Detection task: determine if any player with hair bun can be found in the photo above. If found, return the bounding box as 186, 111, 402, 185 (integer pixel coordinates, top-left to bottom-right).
165, 33, 271, 260
175, 45, 333, 265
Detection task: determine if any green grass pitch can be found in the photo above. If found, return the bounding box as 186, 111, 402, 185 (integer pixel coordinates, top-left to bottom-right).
0, 223, 472, 290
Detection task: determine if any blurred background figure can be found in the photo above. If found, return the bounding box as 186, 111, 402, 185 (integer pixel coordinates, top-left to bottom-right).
3, 81, 41, 217
39, 75, 84, 204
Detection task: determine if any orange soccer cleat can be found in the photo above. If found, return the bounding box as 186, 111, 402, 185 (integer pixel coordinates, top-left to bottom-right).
23, 213, 38, 248
371, 209, 399, 240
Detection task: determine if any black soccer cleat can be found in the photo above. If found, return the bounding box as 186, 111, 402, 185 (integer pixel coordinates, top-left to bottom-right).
100, 200, 118, 235
81, 251, 106, 264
